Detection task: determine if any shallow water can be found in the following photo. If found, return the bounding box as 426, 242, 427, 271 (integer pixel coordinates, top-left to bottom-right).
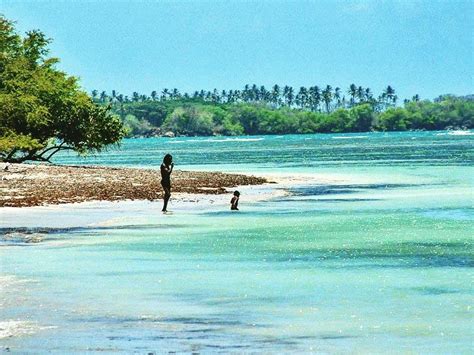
1, 131, 473, 353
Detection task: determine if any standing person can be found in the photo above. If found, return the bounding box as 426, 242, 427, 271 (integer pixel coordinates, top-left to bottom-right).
160, 154, 174, 212
230, 190, 240, 210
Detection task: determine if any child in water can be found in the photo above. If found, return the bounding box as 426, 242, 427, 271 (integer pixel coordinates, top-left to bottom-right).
230, 190, 240, 210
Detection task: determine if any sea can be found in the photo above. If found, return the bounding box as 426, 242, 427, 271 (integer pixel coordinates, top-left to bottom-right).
1, 130, 473, 353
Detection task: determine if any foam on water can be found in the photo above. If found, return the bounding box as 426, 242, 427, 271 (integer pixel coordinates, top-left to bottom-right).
168, 137, 265, 144
332, 135, 368, 139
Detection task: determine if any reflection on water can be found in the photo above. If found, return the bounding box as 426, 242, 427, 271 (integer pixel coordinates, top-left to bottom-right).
1, 131, 473, 352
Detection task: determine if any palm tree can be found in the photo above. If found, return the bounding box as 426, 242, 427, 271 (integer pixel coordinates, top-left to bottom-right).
211, 88, 220, 103
151, 90, 157, 101
171, 88, 181, 100
364, 88, 373, 101
377, 93, 387, 111
282, 86, 294, 107
117, 94, 125, 118
384, 85, 396, 106
251, 84, 258, 101
309, 86, 321, 112
357, 86, 365, 103
111, 90, 117, 104
100, 91, 108, 103
259, 85, 268, 102
161, 88, 170, 100
295, 87, 309, 109
348, 84, 357, 107
132, 92, 140, 102
227, 89, 235, 103
412, 94, 420, 102
322, 85, 333, 113
334, 87, 341, 108
242, 84, 250, 102
91, 90, 98, 101
234, 90, 242, 102
363, 88, 377, 109
341, 95, 347, 108
271, 84, 280, 107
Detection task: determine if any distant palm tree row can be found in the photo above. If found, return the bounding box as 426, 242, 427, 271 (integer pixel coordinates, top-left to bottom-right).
92, 84, 420, 113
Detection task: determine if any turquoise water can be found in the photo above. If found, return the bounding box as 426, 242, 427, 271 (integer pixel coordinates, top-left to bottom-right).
1, 131, 473, 353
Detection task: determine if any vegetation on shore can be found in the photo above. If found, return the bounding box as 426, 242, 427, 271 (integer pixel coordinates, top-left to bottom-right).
0, 16, 125, 163
97, 87, 473, 137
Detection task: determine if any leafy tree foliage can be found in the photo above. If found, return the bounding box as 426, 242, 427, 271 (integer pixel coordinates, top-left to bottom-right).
0, 16, 125, 162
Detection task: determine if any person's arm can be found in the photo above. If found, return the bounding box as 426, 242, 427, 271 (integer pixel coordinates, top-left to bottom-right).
162, 164, 173, 174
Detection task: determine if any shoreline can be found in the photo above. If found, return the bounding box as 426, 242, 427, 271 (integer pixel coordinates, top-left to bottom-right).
0, 163, 268, 208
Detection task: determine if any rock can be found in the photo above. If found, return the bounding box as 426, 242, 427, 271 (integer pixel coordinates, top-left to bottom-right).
163, 131, 175, 138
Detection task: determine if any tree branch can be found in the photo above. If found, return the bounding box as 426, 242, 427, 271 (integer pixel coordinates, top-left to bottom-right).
5, 148, 18, 161
36, 142, 65, 157
36, 142, 76, 162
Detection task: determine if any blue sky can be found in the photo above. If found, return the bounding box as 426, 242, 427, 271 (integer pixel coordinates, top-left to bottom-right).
3, 0, 473, 100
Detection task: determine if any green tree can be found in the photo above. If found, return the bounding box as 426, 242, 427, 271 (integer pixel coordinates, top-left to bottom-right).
376, 107, 409, 131
283, 86, 294, 107
319, 109, 349, 133
333, 87, 342, 108
232, 105, 261, 134
100, 91, 108, 103
348, 84, 357, 107
271, 84, 281, 107
309, 86, 321, 112
348, 104, 374, 132
295, 87, 309, 109
322, 85, 333, 113
384, 85, 396, 106
163, 106, 213, 136
0, 16, 125, 163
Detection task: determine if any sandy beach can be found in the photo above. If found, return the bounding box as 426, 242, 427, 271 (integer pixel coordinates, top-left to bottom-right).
0, 163, 268, 207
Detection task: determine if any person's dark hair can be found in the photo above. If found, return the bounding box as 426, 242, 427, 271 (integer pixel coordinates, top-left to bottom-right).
233, 190, 240, 196
163, 154, 173, 165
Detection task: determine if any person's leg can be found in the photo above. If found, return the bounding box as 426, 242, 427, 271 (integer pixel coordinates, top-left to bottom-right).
162, 186, 171, 211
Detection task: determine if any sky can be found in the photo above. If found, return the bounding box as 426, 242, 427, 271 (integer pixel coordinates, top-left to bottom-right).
2, 0, 473, 101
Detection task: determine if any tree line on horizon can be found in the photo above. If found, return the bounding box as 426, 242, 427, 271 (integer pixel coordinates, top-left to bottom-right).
93, 83, 403, 113
92, 86, 473, 137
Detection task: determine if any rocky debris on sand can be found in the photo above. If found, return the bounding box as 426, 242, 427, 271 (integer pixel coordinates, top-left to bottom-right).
0, 163, 267, 207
